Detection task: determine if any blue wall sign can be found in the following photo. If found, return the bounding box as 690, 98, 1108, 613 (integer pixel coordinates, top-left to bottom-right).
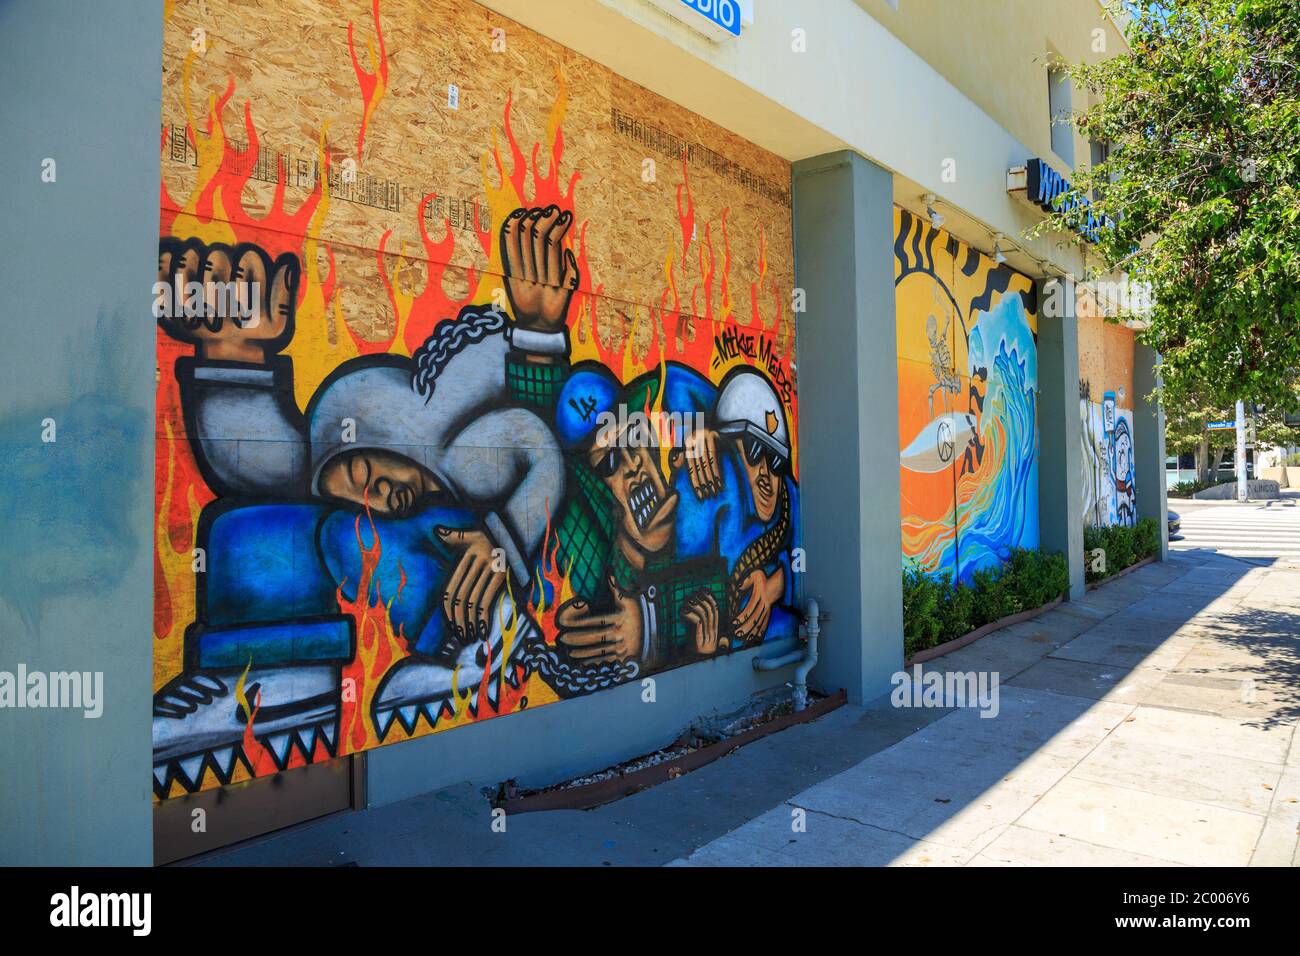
1025, 157, 1111, 244
678, 0, 742, 37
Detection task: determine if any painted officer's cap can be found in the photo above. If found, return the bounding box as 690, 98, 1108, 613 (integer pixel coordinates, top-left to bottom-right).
714, 367, 790, 462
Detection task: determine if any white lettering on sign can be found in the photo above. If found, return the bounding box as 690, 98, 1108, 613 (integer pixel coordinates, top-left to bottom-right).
643, 0, 744, 39
680, 0, 741, 36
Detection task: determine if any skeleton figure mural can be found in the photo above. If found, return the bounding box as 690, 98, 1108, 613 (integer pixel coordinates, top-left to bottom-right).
925, 310, 961, 416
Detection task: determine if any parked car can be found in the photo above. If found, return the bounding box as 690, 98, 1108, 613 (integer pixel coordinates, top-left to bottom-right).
1215, 459, 1254, 478
1167, 510, 1181, 537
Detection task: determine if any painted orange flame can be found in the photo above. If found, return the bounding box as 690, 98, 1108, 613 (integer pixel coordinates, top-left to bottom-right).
335, 498, 411, 754
367, 192, 483, 357
348, 0, 389, 161
155, 36, 796, 796
530, 506, 574, 649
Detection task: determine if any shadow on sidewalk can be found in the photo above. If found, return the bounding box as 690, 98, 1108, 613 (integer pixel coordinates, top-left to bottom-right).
188, 551, 1298, 867
676, 550, 1299, 866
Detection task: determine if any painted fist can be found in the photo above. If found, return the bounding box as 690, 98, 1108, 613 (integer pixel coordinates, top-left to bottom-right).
156, 236, 299, 364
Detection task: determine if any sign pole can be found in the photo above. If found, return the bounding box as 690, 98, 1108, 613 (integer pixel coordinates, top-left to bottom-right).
1236, 398, 1248, 502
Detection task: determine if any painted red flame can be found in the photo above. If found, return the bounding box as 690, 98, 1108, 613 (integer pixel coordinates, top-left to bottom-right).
348, 0, 389, 160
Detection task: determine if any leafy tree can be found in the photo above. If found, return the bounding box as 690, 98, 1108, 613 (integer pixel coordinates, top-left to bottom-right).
1165, 390, 1300, 480
1040, 0, 1300, 413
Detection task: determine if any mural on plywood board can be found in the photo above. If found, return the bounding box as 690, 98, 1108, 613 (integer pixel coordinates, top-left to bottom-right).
894, 208, 1040, 584
153, 0, 798, 798
1078, 292, 1137, 527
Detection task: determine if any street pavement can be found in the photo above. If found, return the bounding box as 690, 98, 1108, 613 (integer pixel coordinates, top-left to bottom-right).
196, 549, 1300, 868
1171, 492, 1300, 562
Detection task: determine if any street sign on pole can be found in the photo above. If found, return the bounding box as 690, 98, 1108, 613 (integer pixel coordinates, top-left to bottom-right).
1235, 399, 1248, 502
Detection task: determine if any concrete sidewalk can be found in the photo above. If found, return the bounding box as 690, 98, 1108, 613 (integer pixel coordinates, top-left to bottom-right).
196, 549, 1300, 867
674, 551, 1300, 866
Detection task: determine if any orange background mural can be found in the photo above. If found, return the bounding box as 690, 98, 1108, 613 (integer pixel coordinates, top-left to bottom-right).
895, 208, 1040, 584
1078, 287, 1137, 527
153, 0, 797, 799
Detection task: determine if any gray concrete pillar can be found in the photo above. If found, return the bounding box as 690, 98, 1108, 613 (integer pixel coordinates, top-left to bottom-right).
1133, 342, 1170, 560
791, 151, 902, 705
1036, 278, 1087, 599
0, 1, 160, 864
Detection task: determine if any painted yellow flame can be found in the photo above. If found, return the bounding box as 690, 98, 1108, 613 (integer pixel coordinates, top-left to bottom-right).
170, 52, 236, 246
153, 421, 202, 693
283, 123, 361, 407
233, 656, 255, 717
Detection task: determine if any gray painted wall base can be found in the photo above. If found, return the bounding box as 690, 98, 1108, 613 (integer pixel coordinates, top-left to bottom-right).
365, 640, 801, 806
790, 151, 902, 705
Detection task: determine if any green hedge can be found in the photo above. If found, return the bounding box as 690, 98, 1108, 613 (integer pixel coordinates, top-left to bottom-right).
902, 549, 1070, 658
1083, 516, 1160, 583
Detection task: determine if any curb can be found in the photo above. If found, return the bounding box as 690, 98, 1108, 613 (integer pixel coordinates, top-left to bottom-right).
905, 552, 1162, 665
904, 595, 1064, 666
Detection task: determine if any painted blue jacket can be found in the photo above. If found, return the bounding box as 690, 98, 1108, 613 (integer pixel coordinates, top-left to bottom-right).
664, 367, 801, 643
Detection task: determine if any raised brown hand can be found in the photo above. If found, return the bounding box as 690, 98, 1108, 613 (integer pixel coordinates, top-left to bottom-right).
682, 427, 723, 499
500, 205, 579, 333
156, 236, 299, 364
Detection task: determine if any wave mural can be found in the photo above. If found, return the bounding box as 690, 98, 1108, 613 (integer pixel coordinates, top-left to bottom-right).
895, 209, 1039, 584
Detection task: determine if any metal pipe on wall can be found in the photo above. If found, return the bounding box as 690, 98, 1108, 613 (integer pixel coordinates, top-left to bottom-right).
752, 598, 821, 712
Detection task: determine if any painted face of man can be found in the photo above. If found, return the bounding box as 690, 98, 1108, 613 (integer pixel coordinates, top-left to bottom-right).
738, 435, 786, 523
588, 426, 677, 557
319, 450, 439, 518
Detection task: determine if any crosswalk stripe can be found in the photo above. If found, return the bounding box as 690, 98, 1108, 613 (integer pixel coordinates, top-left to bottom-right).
1176, 516, 1298, 520
1177, 533, 1300, 540
1177, 546, 1300, 552
1171, 503, 1300, 558
1177, 524, 1300, 531
1179, 539, 1300, 544
1179, 527, 1300, 533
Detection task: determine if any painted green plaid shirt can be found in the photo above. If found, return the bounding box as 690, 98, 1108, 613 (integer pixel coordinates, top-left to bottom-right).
505, 351, 728, 668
